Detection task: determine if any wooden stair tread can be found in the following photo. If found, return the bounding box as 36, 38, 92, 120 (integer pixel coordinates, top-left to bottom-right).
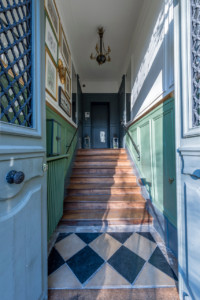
62, 148, 152, 226
68, 183, 138, 189
61, 209, 152, 221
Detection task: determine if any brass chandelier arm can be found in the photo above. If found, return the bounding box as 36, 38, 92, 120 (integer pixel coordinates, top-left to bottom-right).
90, 26, 111, 65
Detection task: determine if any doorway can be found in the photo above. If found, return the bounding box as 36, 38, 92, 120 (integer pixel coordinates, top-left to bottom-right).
91, 102, 110, 149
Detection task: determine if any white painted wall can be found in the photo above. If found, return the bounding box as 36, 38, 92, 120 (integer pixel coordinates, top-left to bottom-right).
45, 1, 77, 127
126, 0, 174, 121
81, 80, 119, 94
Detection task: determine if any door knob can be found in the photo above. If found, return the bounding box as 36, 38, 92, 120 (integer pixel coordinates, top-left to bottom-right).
168, 177, 174, 184
6, 170, 25, 184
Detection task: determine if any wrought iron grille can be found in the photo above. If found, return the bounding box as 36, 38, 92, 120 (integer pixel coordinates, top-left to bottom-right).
191, 0, 200, 127
0, 0, 32, 127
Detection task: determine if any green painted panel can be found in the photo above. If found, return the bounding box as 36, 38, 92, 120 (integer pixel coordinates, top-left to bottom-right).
126, 98, 176, 227
46, 106, 77, 240
152, 114, 164, 209
139, 121, 152, 195
47, 158, 65, 239
127, 127, 138, 159
163, 108, 177, 225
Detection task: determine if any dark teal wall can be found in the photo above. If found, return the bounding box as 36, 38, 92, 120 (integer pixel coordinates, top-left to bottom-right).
82, 93, 119, 148
118, 76, 126, 147
77, 75, 83, 145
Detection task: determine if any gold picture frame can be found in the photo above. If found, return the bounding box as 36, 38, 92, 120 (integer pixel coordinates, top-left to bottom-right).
58, 86, 71, 117
45, 14, 58, 65
66, 70, 71, 99
60, 24, 71, 74
45, 0, 60, 41
45, 47, 58, 101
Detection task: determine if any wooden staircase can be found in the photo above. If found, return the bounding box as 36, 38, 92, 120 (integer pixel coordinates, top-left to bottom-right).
60, 149, 153, 226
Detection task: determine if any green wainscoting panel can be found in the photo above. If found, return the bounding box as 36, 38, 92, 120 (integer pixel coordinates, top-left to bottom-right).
140, 121, 152, 196
47, 158, 65, 239
126, 98, 177, 227
46, 106, 77, 240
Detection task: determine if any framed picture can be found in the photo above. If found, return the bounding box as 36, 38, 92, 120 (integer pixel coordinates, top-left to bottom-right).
66, 71, 71, 98
45, 48, 57, 101
45, 0, 59, 40
45, 15, 58, 64
59, 86, 71, 117
60, 25, 71, 72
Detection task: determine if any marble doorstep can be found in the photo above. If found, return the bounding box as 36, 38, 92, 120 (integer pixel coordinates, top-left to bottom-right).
48, 231, 178, 290
48, 288, 180, 300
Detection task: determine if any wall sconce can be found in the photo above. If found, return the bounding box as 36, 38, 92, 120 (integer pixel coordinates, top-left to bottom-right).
58, 59, 67, 85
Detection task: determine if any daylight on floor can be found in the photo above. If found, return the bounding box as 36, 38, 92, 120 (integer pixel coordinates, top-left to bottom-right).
0, 0, 200, 299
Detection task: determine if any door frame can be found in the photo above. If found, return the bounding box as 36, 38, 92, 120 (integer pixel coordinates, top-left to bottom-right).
0, 0, 47, 298
91, 102, 110, 149
174, 0, 200, 299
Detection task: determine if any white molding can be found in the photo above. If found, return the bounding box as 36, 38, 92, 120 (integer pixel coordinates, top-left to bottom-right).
0, 0, 44, 139
181, 0, 200, 137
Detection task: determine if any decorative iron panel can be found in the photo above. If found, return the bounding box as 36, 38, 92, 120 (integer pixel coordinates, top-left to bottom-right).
191, 0, 200, 127
0, 0, 32, 127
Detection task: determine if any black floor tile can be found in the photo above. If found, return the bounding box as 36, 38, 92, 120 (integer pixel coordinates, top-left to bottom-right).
137, 232, 156, 243
108, 232, 133, 244
108, 245, 146, 284
48, 247, 65, 275
56, 233, 72, 244
76, 232, 102, 244
67, 246, 104, 284
149, 246, 178, 280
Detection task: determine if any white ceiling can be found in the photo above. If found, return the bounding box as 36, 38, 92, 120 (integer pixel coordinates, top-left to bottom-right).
56, 0, 144, 84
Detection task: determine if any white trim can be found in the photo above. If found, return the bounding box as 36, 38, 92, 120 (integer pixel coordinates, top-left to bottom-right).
0, 0, 44, 138
181, 0, 200, 137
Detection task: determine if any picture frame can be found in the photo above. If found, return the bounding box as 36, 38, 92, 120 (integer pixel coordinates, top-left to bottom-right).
66, 71, 71, 99
60, 24, 71, 73
45, 0, 59, 40
58, 86, 71, 117
45, 48, 57, 101
45, 14, 58, 64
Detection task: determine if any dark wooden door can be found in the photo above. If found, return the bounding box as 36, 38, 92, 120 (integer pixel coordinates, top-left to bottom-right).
91, 103, 109, 148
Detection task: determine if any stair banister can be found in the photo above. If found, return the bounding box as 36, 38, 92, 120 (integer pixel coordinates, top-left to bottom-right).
121, 121, 140, 161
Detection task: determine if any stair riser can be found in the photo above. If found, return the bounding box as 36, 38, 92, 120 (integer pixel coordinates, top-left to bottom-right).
75, 157, 128, 162
74, 162, 131, 167
64, 202, 146, 210
77, 150, 126, 156
67, 188, 141, 195
60, 219, 152, 226
68, 183, 138, 189
65, 195, 145, 202
72, 169, 134, 176
70, 177, 137, 184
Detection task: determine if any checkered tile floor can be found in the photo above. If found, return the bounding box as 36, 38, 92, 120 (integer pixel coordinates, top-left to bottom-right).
48, 232, 178, 289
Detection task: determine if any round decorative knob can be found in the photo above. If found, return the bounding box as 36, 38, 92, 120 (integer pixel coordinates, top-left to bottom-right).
6, 170, 25, 184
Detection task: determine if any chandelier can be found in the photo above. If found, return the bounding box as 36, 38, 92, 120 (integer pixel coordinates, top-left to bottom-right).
90, 27, 111, 65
